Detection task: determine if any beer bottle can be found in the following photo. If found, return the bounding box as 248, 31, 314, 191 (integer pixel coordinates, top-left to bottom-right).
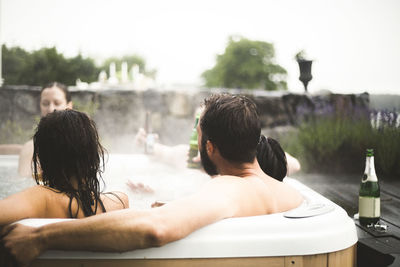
187, 112, 201, 169
358, 148, 380, 226
144, 111, 155, 154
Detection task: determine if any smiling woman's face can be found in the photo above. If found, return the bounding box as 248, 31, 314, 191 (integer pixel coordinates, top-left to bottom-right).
40, 86, 72, 117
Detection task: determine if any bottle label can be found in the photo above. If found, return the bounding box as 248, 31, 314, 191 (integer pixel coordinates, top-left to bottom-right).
359, 196, 380, 218
363, 157, 378, 182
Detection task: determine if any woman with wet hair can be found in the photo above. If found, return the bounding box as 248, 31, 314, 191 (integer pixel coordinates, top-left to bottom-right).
0, 110, 128, 225
18, 82, 74, 177
257, 135, 300, 181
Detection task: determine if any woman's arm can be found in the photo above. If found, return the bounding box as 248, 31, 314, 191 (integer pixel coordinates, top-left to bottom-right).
134, 128, 190, 169
153, 143, 189, 168
18, 140, 34, 177
285, 152, 301, 175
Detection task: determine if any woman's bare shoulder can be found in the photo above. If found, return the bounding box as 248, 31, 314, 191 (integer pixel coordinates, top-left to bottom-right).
101, 191, 129, 211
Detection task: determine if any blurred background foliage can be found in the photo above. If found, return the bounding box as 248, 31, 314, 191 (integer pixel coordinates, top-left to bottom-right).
3, 36, 288, 91
2, 45, 98, 85
202, 36, 287, 90
281, 109, 400, 180
1, 45, 155, 86
0, 120, 31, 144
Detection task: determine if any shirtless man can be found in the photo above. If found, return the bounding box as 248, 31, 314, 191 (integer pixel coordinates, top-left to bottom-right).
0, 93, 303, 267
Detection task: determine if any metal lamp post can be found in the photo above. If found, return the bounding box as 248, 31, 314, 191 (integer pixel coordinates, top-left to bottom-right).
0, 0, 3, 86
297, 59, 313, 93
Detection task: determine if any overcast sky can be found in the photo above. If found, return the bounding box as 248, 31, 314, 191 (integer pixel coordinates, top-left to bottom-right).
1, 0, 400, 94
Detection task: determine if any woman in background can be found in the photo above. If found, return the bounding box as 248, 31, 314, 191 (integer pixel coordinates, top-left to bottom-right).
0, 110, 128, 226
18, 82, 73, 177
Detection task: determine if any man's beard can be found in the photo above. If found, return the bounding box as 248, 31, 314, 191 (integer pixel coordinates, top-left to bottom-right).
200, 138, 219, 176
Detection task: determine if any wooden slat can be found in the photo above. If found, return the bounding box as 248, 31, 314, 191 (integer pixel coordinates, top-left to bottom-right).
380, 180, 400, 198
32, 256, 284, 267
284, 256, 303, 267
31, 250, 355, 267
293, 173, 400, 226
303, 253, 328, 267
328, 245, 356, 267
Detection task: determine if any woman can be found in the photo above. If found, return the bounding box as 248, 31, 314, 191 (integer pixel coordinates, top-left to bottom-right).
135, 128, 300, 181
0, 110, 128, 226
18, 82, 73, 177
256, 135, 300, 181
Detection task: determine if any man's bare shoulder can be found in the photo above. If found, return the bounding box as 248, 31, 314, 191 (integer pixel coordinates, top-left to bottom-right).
207, 175, 243, 182
206, 174, 265, 186
198, 175, 254, 200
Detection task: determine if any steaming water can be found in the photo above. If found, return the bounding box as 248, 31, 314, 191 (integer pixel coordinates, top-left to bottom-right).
0, 155, 36, 199
0, 154, 210, 210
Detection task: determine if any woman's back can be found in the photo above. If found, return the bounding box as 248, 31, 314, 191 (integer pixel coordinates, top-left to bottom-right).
44, 186, 128, 218
0, 110, 129, 226
0, 186, 128, 226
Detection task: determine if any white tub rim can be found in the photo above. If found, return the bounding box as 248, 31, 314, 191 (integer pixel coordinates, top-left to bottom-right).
18, 178, 358, 259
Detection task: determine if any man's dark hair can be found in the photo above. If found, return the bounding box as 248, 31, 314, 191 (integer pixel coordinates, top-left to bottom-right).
200, 93, 261, 163
200, 93, 288, 180
42, 81, 71, 103
32, 109, 106, 217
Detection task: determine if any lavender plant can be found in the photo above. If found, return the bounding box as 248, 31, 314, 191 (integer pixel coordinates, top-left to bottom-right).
282, 100, 400, 179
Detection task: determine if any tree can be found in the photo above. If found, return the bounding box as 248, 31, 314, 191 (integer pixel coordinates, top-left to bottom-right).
64, 54, 99, 84
1, 45, 100, 86
2, 45, 31, 85
2, 45, 155, 86
202, 36, 287, 90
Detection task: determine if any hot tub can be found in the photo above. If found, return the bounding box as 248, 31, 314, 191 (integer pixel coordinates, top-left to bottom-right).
1, 154, 357, 267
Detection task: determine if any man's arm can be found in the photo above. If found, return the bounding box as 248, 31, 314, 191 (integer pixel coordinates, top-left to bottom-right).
1, 178, 237, 266
0, 186, 48, 227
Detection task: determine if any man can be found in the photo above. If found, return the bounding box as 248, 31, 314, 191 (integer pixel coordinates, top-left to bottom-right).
1, 93, 303, 267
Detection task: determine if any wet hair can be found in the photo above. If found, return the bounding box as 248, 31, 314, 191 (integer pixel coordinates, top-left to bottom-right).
41, 82, 71, 103
32, 109, 106, 217
201, 93, 287, 180
257, 135, 287, 181
201, 93, 261, 163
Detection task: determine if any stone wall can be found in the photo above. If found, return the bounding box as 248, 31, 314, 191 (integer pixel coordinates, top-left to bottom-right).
0, 86, 370, 152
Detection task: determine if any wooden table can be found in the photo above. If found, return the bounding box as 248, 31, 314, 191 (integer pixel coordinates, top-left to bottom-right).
292, 173, 400, 267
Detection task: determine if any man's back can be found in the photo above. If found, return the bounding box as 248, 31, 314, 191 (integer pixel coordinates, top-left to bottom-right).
193, 163, 302, 217
148, 163, 303, 245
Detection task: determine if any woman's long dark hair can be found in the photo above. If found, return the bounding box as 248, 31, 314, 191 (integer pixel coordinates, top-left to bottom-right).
32, 109, 106, 217
256, 135, 287, 181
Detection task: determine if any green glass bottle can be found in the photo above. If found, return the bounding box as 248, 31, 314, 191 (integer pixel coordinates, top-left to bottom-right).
187, 112, 201, 169
358, 149, 380, 226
